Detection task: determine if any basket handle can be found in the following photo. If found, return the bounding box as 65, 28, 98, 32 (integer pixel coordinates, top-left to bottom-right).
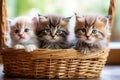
0, 0, 116, 53
0, 0, 8, 54
108, 0, 116, 29
107, 0, 116, 41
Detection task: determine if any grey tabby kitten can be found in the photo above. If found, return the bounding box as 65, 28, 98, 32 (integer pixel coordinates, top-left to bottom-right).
36, 14, 71, 49
74, 14, 111, 54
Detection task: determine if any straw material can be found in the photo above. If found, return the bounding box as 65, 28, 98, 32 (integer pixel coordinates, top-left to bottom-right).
1, 0, 8, 50
2, 48, 109, 79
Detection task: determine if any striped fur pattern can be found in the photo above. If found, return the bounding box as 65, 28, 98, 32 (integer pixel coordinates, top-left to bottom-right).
36, 14, 71, 49
74, 14, 110, 54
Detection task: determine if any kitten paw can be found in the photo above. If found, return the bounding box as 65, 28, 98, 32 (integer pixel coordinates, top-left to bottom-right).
80, 49, 88, 54
25, 45, 37, 52
14, 44, 25, 49
80, 47, 89, 54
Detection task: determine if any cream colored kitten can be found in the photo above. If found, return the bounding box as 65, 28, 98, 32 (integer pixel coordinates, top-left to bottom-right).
9, 16, 39, 52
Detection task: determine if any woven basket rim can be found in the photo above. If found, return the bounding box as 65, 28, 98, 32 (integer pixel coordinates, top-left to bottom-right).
2, 48, 109, 59
2, 48, 109, 79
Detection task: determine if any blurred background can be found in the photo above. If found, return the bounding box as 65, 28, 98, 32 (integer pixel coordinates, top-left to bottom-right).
6, 0, 120, 41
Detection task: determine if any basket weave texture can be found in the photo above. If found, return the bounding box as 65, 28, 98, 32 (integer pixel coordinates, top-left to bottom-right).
2, 48, 109, 78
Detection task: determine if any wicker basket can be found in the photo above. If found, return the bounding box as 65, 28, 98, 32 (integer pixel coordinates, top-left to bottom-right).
2, 48, 109, 78
0, 0, 116, 79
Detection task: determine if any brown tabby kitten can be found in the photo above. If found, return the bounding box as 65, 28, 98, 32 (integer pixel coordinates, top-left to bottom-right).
36, 14, 71, 49
75, 14, 110, 54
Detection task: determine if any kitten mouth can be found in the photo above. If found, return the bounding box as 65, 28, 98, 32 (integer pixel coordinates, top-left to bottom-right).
49, 37, 58, 42
19, 37, 25, 39
52, 38, 55, 40
51, 38, 56, 40
84, 39, 92, 43
51, 36, 56, 40
86, 39, 91, 40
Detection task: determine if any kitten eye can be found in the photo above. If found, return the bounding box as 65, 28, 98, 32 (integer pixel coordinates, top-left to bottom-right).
45, 29, 51, 33
57, 29, 62, 34
81, 28, 86, 32
24, 28, 29, 32
14, 29, 19, 33
92, 30, 97, 34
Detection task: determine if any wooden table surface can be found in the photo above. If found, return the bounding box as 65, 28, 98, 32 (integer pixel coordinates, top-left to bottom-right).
0, 64, 120, 80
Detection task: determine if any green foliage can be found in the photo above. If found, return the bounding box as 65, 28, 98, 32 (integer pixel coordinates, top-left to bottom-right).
6, 0, 120, 41
7, 0, 110, 17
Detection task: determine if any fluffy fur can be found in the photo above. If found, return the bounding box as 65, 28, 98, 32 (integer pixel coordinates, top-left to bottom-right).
9, 16, 39, 52
74, 14, 110, 54
36, 14, 71, 49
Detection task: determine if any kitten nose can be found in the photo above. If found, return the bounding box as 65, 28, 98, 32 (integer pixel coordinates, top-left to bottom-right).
51, 35, 55, 38
86, 36, 90, 39
18, 34, 23, 37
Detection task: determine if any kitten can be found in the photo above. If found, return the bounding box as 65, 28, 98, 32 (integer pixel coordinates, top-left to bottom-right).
9, 16, 39, 52
36, 14, 71, 49
74, 14, 110, 54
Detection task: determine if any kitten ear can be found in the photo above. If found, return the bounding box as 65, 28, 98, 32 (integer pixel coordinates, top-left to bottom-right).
75, 13, 85, 22
32, 17, 38, 26
62, 16, 72, 22
76, 15, 85, 22
7, 19, 12, 26
7, 19, 13, 33
7, 19, 13, 27
39, 15, 48, 22
105, 15, 111, 23
32, 13, 41, 26
101, 18, 108, 24
97, 16, 110, 24
106, 15, 111, 19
